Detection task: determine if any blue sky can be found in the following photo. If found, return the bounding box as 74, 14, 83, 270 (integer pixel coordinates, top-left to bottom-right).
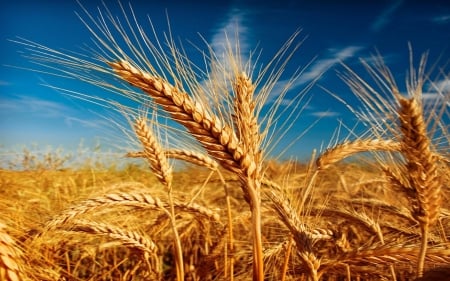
1, 0, 449, 162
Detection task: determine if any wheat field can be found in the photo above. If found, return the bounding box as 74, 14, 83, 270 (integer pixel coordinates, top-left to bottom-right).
2, 2, 449, 281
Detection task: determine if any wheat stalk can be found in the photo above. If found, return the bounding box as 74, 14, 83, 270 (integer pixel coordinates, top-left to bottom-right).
394, 89, 442, 277
109, 58, 266, 280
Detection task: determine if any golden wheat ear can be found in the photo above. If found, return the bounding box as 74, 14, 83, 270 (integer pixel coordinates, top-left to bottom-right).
329, 51, 447, 278
109, 60, 244, 173
0, 223, 24, 281
133, 117, 172, 186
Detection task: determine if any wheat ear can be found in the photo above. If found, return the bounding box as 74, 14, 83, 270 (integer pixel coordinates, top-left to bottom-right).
233, 72, 264, 280
109, 60, 244, 173
316, 139, 401, 170
133, 117, 173, 186
132, 115, 186, 280
41, 191, 220, 233
110, 60, 265, 280
395, 89, 442, 277
67, 219, 158, 254
0, 223, 24, 281
127, 149, 218, 170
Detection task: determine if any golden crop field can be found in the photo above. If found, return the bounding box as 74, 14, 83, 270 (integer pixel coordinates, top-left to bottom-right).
1, 2, 449, 281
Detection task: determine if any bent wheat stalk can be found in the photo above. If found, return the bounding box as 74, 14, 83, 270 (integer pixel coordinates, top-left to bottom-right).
110, 60, 265, 280
316, 139, 401, 170
132, 116, 185, 280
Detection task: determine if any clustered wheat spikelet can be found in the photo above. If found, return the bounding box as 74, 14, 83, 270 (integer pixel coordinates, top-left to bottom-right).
134, 117, 172, 186
109, 60, 244, 174
396, 93, 441, 226
233, 72, 262, 178
316, 139, 401, 170
0, 223, 23, 281
68, 220, 158, 254
127, 149, 218, 170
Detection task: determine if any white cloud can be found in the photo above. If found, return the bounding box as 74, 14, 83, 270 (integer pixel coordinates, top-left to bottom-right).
64, 116, 107, 128
371, 0, 403, 32
209, 8, 251, 69
432, 14, 450, 24
0, 95, 70, 117
295, 46, 363, 86
434, 79, 450, 92
202, 7, 253, 106
264, 45, 362, 105
309, 111, 340, 118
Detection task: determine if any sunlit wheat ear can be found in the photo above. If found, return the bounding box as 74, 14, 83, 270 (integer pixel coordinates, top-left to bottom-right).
329, 50, 446, 278
233, 72, 262, 175
109, 60, 244, 174
66, 219, 159, 255
133, 117, 172, 186
0, 223, 24, 281
127, 149, 219, 171
316, 139, 401, 170
395, 90, 442, 227
395, 89, 443, 277
40, 191, 220, 233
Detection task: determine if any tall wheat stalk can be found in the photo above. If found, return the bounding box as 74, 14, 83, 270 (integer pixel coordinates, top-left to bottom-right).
318, 51, 446, 278
132, 116, 185, 280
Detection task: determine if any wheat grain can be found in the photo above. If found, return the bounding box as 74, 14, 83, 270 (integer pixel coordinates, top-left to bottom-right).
0, 223, 23, 281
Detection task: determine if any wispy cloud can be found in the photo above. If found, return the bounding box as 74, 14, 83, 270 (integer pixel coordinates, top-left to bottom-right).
0, 95, 109, 127
309, 111, 340, 118
371, 0, 403, 32
433, 78, 450, 92
432, 14, 450, 24
209, 7, 251, 64
425, 78, 450, 107
202, 7, 253, 104
0, 80, 11, 86
265, 46, 362, 105
0, 95, 71, 117
295, 46, 363, 86
64, 116, 107, 128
